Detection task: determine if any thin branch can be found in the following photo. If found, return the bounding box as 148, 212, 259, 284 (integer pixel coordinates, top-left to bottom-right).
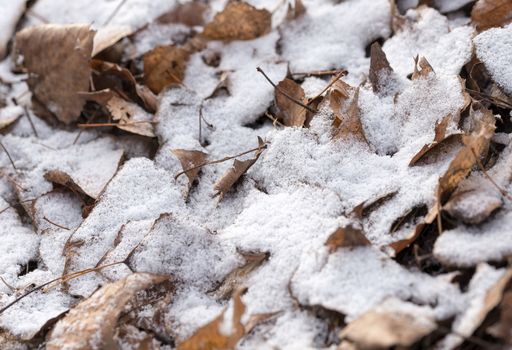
0, 276, 15, 292
104, 0, 128, 25
11, 98, 38, 137
0, 261, 124, 315
175, 143, 267, 180
77, 121, 156, 128
470, 147, 512, 201
43, 216, 71, 231
466, 88, 512, 109
291, 69, 342, 78
265, 112, 284, 127
308, 70, 347, 103
0, 142, 16, 171
256, 67, 317, 113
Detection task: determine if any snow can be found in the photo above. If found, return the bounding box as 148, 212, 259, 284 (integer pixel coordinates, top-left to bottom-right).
0, 0, 25, 59
474, 24, 512, 95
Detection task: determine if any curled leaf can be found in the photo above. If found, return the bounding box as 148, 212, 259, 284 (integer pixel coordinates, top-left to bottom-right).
14, 24, 95, 124
275, 78, 307, 127
202, 2, 271, 41
412, 56, 434, 80
325, 224, 370, 253
143, 45, 190, 94
106, 96, 156, 137
47, 273, 171, 350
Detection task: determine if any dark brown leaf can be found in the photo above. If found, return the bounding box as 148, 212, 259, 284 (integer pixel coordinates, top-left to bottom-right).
202, 2, 271, 41
172, 149, 208, 192
275, 78, 307, 127
325, 224, 370, 253
471, 0, 512, 31
157, 1, 208, 27
412, 56, 434, 80
286, 0, 306, 21
14, 25, 95, 124
143, 45, 190, 94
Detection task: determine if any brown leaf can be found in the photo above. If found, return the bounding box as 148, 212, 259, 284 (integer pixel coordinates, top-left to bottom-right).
412, 56, 434, 80
92, 25, 133, 57
106, 96, 156, 137
143, 45, 190, 94
339, 299, 437, 349
14, 24, 95, 124
178, 288, 247, 350
471, 0, 512, 31
47, 273, 171, 350
275, 78, 307, 127
389, 207, 437, 254
213, 138, 265, 199
172, 149, 208, 191
286, 0, 306, 21
325, 224, 370, 253
487, 285, 512, 343
157, 1, 208, 27
213, 251, 269, 300
369, 42, 393, 94
202, 2, 271, 41
332, 88, 367, 143
245, 311, 281, 333
409, 115, 462, 166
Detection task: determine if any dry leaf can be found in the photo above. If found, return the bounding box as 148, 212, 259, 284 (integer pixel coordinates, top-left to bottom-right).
471, 0, 512, 31
178, 288, 247, 350
14, 24, 95, 124
143, 45, 190, 94
339, 299, 437, 349
213, 138, 265, 199
487, 286, 512, 343
412, 56, 434, 80
202, 2, 271, 41
275, 78, 307, 127
389, 207, 437, 254
92, 25, 133, 57
172, 149, 208, 191
286, 0, 306, 21
325, 224, 370, 253
106, 96, 156, 137
333, 88, 367, 143
443, 188, 502, 224
213, 251, 269, 300
244, 312, 281, 333
157, 1, 208, 27
409, 115, 462, 166
369, 42, 393, 94
47, 273, 171, 350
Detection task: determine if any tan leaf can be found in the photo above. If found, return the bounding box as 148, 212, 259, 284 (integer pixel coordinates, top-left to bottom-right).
325, 224, 370, 253
213, 138, 265, 199
106, 96, 156, 137
275, 78, 307, 127
171, 149, 208, 191
92, 25, 133, 57
157, 1, 208, 27
14, 24, 95, 124
409, 115, 462, 166
202, 2, 271, 41
143, 45, 190, 94
471, 0, 512, 31
332, 88, 367, 143
369, 42, 393, 94
286, 0, 306, 21
412, 56, 434, 80
339, 299, 437, 349
47, 273, 171, 350
213, 251, 269, 300
178, 288, 247, 350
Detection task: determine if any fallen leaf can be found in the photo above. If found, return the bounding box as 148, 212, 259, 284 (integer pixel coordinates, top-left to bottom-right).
412, 56, 434, 80
213, 138, 266, 199
106, 96, 156, 137
389, 207, 437, 254
213, 251, 269, 300
325, 224, 370, 253
92, 25, 133, 57
275, 78, 307, 127
369, 42, 394, 94
245, 311, 281, 333
487, 287, 512, 343
172, 149, 208, 192
339, 299, 437, 349
47, 273, 171, 350
202, 2, 271, 41
157, 1, 208, 27
332, 88, 368, 143
143, 45, 190, 94
14, 24, 95, 124
286, 0, 306, 21
471, 0, 512, 31
443, 188, 502, 224
178, 288, 247, 350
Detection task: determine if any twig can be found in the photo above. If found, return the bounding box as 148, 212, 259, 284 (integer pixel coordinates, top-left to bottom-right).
26, 9, 49, 24
11, 98, 38, 137
0, 276, 15, 292
0, 204, 11, 216
0, 261, 124, 315
77, 121, 156, 128
308, 70, 347, 103
291, 69, 342, 78
256, 67, 317, 113
436, 186, 443, 235
265, 112, 284, 127
465, 88, 512, 109
0, 142, 16, 171
470, 148, 512, 201
43, 216, 71, 230
175, 143, 267, 180
104, 0, 128, 25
